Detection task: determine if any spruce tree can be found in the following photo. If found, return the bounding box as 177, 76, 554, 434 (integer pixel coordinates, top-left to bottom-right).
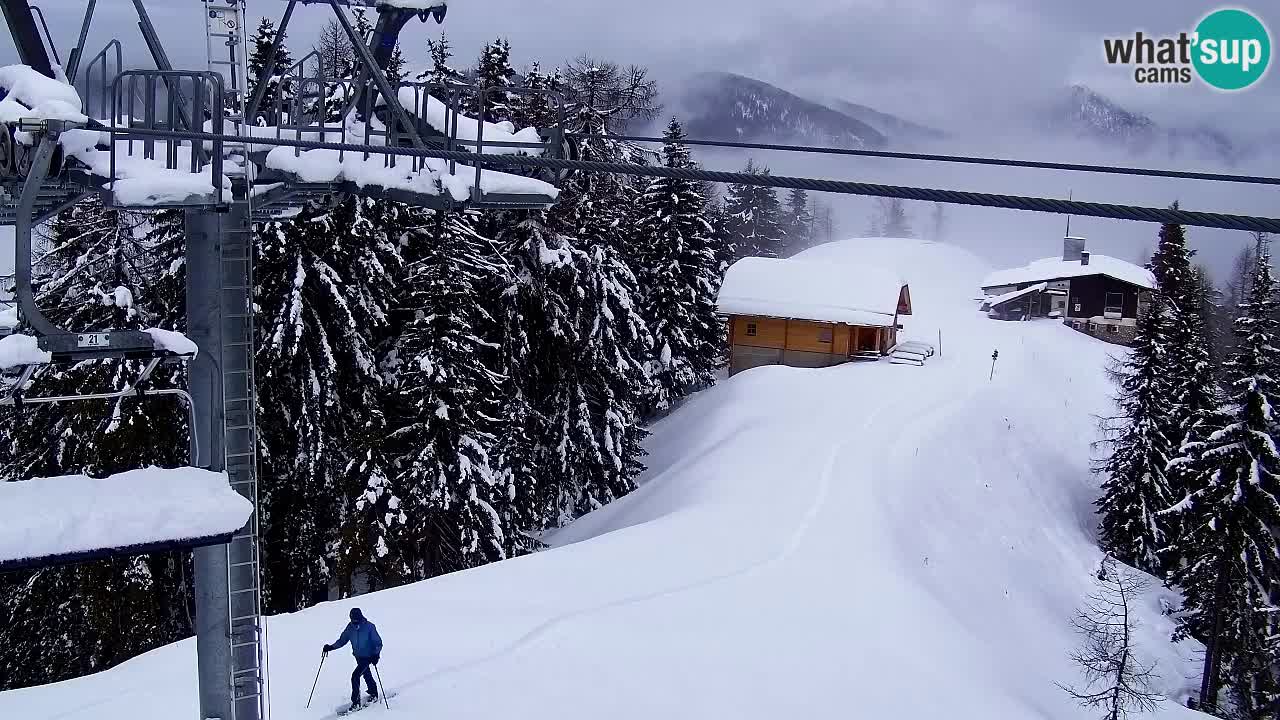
472, 39, 516, 122
255, 195, 400, 609
246, 17, 294, 125
1151, 221, 1220, 566
1096, 291, 1176, 574
499, 212, 651, 526
1163, 249, 1280, 714
511, 62, 561, 129
631, 118, 723, 413
783, 187, 813, 257
385, 45, 406, 86
420, 33, 465, 93
725, 160, 785, 260
870, 198, 913, 237
388, 210, 511, 577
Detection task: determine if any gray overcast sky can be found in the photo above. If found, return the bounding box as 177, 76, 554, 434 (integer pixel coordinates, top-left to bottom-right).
0, 1, 1274, 279
9, 1, 1276, 132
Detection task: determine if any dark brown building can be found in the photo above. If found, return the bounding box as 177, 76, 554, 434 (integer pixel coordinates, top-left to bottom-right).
980, 237, 1154, 346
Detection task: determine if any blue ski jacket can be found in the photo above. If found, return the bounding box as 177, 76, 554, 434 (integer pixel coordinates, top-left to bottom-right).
330, 610, 383, 660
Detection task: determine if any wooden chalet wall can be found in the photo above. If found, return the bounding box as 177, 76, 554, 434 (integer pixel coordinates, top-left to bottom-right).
728, 315, 891, 375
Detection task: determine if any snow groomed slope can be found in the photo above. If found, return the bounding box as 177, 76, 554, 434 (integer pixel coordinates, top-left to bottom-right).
0, 238, 1204, 720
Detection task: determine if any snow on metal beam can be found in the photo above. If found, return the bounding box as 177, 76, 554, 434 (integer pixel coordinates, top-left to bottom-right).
0, 467, 252, 572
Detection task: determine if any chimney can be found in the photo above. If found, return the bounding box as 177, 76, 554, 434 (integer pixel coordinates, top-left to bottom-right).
1063, 236, 1086, 262
1080, 251, 1091, 266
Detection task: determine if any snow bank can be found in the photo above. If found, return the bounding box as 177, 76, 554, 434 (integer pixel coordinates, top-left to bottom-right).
0, 333, 48, 368
397, 88, 544, 156
265, 147, 442, 196
144, 328, 198, 356
265, 148, 559, 202
379, 0, 446, 8
0, 238, 1202, 720
60, 131, 231, 206
436, 159, 560, 201
0, 304, 16, 331
982, 253, 1154, 290
717, 255, 905, 326
0, 65, 86, 123
0, 467, 251, 569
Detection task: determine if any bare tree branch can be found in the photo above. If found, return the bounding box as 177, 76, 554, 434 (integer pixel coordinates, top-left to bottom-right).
1060, 556, 1166, 720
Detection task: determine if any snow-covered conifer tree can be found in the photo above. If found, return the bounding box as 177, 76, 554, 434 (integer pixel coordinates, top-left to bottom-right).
783, 187, 813, 257
631, 118, 723, 413
247, 17, 294, 125
1096, 291, 1176, 574
1162, 249, 1280, 714
255, 195, 400, 609
388, 210, 511, 576
471, 39, 516, 122
421, 32, 465, 90
499, 212, 651, 526
725, 160, 785, 260
1150, 221, 1220, 567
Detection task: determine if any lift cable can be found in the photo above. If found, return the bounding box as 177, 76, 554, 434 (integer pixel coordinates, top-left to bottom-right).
575, 132, 1280, 188
111, 124, 1280, 234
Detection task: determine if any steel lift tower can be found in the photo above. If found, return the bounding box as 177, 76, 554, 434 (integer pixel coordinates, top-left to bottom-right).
0, 2, 568, 719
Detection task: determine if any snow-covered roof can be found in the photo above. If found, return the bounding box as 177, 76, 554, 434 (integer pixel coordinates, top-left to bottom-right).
985, 282, 1047, 308
717, 256, 907, 326
981, 254, 1154, 290
0, 467, 253, 570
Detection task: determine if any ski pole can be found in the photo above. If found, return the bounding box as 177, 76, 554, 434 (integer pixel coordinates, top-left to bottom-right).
306, 651, 327, 709
373, 664, 391, 709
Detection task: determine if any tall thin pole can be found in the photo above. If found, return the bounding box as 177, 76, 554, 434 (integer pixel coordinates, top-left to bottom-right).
1065, 189, 1073, 237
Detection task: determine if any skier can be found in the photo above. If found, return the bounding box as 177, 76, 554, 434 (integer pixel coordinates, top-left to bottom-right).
322, 608, 384, 711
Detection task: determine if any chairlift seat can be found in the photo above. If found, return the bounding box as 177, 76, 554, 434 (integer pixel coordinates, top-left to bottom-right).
0, 466, 251, 573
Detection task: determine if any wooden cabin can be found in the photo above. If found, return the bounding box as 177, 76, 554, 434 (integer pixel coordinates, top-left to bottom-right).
717, 257, 912, 376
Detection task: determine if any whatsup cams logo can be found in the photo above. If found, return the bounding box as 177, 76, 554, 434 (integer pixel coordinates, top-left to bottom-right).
1103, 7, 1271, 90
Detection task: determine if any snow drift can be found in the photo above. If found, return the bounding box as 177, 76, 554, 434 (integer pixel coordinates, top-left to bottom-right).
0, 238, 1203, 720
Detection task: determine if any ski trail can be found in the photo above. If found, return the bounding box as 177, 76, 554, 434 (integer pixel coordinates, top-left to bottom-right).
383, 395, 897, 698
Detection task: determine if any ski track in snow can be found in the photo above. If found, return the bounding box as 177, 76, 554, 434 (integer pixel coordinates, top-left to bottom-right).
380, 404, 892, 702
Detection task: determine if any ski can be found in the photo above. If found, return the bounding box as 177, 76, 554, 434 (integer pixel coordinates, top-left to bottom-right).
335, 692, 397, 716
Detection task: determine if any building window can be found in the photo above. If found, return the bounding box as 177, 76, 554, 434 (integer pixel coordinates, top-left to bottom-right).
817, 328, 833, 343
745, 322, 757, 337
1108, 324, 1119, 334
1104, 292, 1124, 316
1088, 323, 1097, 332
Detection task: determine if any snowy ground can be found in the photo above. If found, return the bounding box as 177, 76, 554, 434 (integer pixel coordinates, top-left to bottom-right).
0, 237, 1204, 720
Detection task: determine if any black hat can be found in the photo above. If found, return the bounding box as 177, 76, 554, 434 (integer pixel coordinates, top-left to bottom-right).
349, 607, 364, 622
